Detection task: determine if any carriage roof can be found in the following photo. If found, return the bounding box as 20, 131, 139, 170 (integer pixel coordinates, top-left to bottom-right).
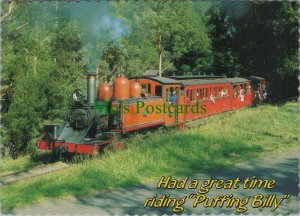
181, 77, 249, 86
132, 76, 250, 86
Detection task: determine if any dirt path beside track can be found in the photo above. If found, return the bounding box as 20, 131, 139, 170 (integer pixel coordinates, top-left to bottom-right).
8, 148, 299, 215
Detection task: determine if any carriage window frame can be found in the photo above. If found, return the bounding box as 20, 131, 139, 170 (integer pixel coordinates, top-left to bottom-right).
166, 88, 171, 102
199, 89, 203, 100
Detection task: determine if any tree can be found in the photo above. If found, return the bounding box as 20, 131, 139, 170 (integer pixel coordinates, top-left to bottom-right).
1, 2, 86, 157
208, 6, 241, 76
208, 1, 298, 99
233, 1, 299, 98
112, 0, 212, 76
97, 41, 128, 83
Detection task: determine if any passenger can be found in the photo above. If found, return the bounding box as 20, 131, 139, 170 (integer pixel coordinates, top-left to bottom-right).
233, 88, 237, 98
257, 84, 263, 101
219, 89, 226, 97
169, 90, 177, 104
224, 89, 229, 97
261, 83, 267, 100
264, 82, 270, 100
141, 88, 148, 98
239, 88, 245, 95
210, 93, 215, 103
239, 89, 245, 102
247, 85, 251, 94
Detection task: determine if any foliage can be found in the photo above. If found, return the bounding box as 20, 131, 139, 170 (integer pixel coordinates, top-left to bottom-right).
96, 41, 129, 82
1, 2, 86, 157
208, 1, 299, 98
111, 0, 213, 76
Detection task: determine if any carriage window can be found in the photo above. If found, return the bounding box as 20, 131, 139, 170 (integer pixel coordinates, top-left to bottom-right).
193, 90, 197, 101
226, 86, 230, 97
214, 87, 219, 98
246, 83, 251, 94
199, 89, 203, 100
186, 90, 189, 102
219, 87, 224, 97
155, 85, 162, 97
141, 84, 151, 94
233, 85, 238, 98
201, 89, 205, 100
240, 83, 246, 95
240, 84, 244, 90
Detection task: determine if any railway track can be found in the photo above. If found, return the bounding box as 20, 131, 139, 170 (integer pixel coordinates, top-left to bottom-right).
0, 162, 69, 187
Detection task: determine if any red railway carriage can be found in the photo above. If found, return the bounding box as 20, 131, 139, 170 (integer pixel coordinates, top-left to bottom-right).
38, 73, 266, 156
131, 76, 253, 124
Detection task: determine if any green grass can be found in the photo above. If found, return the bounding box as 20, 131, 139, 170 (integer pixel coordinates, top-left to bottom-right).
0, 155, 40, 173
1, 101, 298, 211
1, 150, 53, 173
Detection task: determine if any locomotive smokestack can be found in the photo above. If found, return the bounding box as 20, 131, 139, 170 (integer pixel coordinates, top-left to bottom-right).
86, 72, 97, 105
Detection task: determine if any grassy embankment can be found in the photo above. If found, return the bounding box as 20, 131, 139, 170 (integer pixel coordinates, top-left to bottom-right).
1, 101, 298, 211
0, 156, 40, 173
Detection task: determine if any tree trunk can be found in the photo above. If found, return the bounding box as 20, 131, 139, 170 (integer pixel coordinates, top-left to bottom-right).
157, 34, 163, 77
1, 1, 14, 22
158, 51, 162, 77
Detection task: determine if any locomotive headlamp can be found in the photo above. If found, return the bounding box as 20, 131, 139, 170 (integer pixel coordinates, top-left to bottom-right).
72, 89, 84, 103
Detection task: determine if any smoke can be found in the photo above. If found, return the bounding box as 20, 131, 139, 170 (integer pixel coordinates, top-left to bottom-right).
33, 1, 128, 71
58, 1, 127, 70
221, 0, 252, 19
97, 15, 126, 40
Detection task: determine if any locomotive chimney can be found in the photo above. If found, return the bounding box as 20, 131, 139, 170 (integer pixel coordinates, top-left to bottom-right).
86, 72, 97, 105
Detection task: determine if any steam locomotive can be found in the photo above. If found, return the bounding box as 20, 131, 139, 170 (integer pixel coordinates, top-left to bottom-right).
38, 71, 267, 156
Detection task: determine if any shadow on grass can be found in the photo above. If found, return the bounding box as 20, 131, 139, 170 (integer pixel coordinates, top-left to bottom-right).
1, 132, 264, 213
7, 150, 297, 215
143, 131, 264, 176
71, 154, 298, 215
